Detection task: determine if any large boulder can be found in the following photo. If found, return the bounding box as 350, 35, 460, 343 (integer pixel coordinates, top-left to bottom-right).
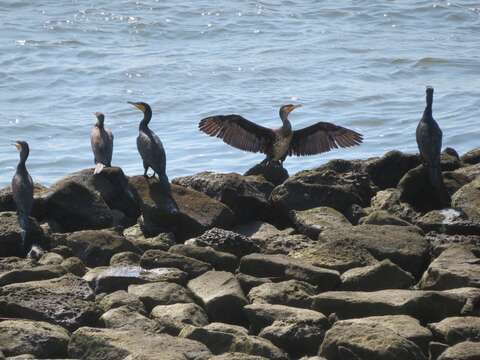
461, 148, 480, 165
248, 280, 317, 308
438, 341, 480, 360
359, 210, 413, 226
370, 188, 421, 224
0, 257, 66, 286
429, 317, 480, 346
100, 305, 160, 332
140, 249, 212, 278
97, 290, 146, 314
244, 162, 289, 186
0, 212, 46, 257
169, 244, 238, 272
123, 224, 176, 252
151, 303, 209, 335
128, 281, 195, 311
416, 209, 480, 236
452, 177, 480, 223
68, 327, 211, 360
0, 274, 99, 330
289, 206, 352, 239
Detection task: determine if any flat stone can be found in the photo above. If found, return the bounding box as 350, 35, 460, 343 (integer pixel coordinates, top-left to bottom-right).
109, 251, 140, 266
140, 249, 212, 278
289, 206, 351, 239
416, 209, 480, 235
236, 273, 272, 294
97, 290, 145, 314
438, 341, 480, 360
123, 224, 176, 251
429, 317, 480, 345
209, 353, 268, 360
359, 210, 413, 226
100, 305, 160, 332
151, 303, 209, 335
188, 271, 248, 325
169, 244, 238, 273
258, 234, 316, 255
38, 252, 64, 265
204, 322, 249, 336
60, 257, 86, 276
128, 281, 194, 311
248, 280, 317, 308
0, 257, 66, 286
428, 233, 480, 257
233, 221, 294, 243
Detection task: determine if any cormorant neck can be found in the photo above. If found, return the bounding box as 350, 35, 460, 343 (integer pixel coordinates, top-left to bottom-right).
17, 153, 28, 170
96, 121, 104, 129
423, 90, 433, 120
140, 110, 152, 129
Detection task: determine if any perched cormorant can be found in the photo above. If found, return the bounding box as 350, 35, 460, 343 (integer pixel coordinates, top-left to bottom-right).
416, 86, 450, 206
199, 104, 363, 165
90, 112, 113, 174
11, 141, 33, 255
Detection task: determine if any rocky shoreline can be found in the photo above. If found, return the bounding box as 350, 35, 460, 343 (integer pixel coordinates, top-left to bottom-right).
1, 147, 480, 360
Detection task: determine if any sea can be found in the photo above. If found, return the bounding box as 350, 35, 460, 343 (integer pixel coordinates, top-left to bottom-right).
1, 0, 479, 187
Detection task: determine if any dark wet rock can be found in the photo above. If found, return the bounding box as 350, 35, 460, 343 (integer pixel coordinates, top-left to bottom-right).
240, 253, 340, 289
83, 265, 187, 293
123, 224, 175, 252
339, 259, 414, 291
179, 325, 288, 360
169, 244, 238, 272
417, 209, 480, 235
319, 224, 428, 277
173, 171, 275, 222
270, 159, 375, 216
244, 162, 289, 186
109, 251, 140, 266
441, 148, 461, 171
312, 289, 467, 323
128, 281, 194, 311
0, 320, 70, 358
290, 239, 378, 273
257, 233, 316, 255
443, 171, 472, 196
60, 257, 86, 276
0, 260, 66, 287
370, 188, 421, 224
417, 246, 480, 290
50, 244, 73, 258
0, 183, 50, 221
0, 212, 47, 257
68, 327, 211, 360
359, 210, 413, 226
151, 303, 209, 335
429, 316, 480, 345
187, 271, 248, 325
248, 280, 316, 308
100, 305, 160, 332
428, 233, 480, 257
38, 251, 64, 265
236, 273, 272, 294
452, 177, 480, 223
438, 341, 480, 360
140, 249, 212, 278
319, 319, 426, 360
444, 287, 480, 316
429, 342, 449, 360
365, 150, 421, 189
289, 206, 351, 238
461, 148, 480, 165
189, 228, 261, 258
0, 274, 99, 331
97, 290, 145, 314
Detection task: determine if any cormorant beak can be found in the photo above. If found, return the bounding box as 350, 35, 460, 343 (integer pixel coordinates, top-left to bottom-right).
13, 142, 21, 151
128, 101, 146, 113
94, 112, 102, 118
288, 104, 302, 114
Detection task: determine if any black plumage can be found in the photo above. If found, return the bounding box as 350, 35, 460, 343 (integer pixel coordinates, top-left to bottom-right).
90, 112, 113, 174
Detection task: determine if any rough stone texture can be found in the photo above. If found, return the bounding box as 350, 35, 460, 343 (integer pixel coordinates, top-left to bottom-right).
123, 224, 176, 252
319, 224, 429, 277
416, 209, 480, 236
188, 271, 248, 325
452, 177, 480, 223
429, 342, 449, 360
97, 290, 145, 314
461, 148, 480, 165
60, 256, 86, 276
257, 233, 316, 255
359, 210, 413, 226
244, 162, 289, 186
428, 233, 480, 257
169, 244, 238, 272
429, 317, 480, 345
0, 319, 70, 358
109, 251, 140, 266
233, 221, 295, 243
151, 303, 209, 335
0, 212, 46, 257
319, 320, 426, 360
370, 188, 421, 224
240, 253, 340, 289
100, 305, 160, 332
0, 257, 66, 287
417, 246, 480, 290
0, 183, 50, 221
140, 249, 212, 278
0, 274, 99, 331
68, 327, 211, 360
339, 259, 415, 291
172, 172, 275, 222
204, 322, 249, 336
209, 353, 268, 360
311, 289, 467, 323
128, 282, 194, 311
38, 251, 64, 265
438, 341, 480, 360
236, 273, 272, 294
248, 280, 317, 308
289, 206, 351, 238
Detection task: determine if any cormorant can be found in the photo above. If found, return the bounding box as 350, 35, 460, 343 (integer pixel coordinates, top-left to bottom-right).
416, 86, 450, 206
90, 112, 113, 174
199, 104, 363, 165
11, 141, 33, 255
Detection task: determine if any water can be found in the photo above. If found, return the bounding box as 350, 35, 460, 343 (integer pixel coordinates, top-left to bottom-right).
1, 1, 479, 187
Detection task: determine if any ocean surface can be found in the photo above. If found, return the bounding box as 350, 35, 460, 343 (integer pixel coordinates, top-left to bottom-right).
1, 1, 479, 187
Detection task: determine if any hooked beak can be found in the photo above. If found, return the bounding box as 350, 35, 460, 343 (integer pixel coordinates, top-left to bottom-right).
128, 101, 145, 113
288, 104, 302, 114
12, 141, 21, 151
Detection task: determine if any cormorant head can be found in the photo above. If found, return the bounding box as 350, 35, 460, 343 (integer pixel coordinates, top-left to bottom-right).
14, 140, 29, 161
279, 104, 302, 122
94, 112, 105, 126
128, 101, 151, 114
426, 86, 434, 106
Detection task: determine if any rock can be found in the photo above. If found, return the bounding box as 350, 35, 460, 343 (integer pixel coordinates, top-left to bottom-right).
0, 183, 50, 221
151, 303, 209, 335
140, 249, 212, 278
0, 274, 99, 331
173, 172, 274, 222
453, 177, 480, 223
289, 206, 351, 238
318, 224, 429, 277
204, 322, 249, 336
50, 244, 73, 257
68, 327, 211, 360
187, 271, 248, 325
417, 246, 480, 290
416, 209, 480, 235
0, 257, 66, 286
429, 342, 449, 360
248, 280, 316, 308
257, 233, 316, 255
244, 162, 289, 186
0, 212, 46, 257
319, 320, 426, 360
209, 353, 268, 360
441, 148, 461, 171
438, 341, 480, 360
109, 251, 140, 266
0, 320, 70, 358
38, 251, 64, 265
428, 233, 480, 257
359, 210, 413, 226
339, 259, 414, 291
97, 290, 145, 314
345, 203, 368, 225
236, 273, 272, 294
270, 159, 375, 216
190, 228, 261, 258
311, 289, 466, 323
290, 239, 378, 273
429, 317, 480, 345
461, 148, 480, 165
169, 244, 238, 272
83, 265, 187, 293
59, 229, 137, 267
365, 150, 421, 189
123, 224, 176, 252
100, 306, 160, 332
233, 221, 295, 243
128, 281, 194, 311
370, 188, 420, 224
60, 257, 86, 276
444, 287, 480, 316
179, 325, 288, 359
240, 253, 340, 289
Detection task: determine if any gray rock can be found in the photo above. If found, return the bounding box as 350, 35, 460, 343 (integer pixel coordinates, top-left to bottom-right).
461, 148, 480, 165
244, 162, 289, 186
0, 183, 50, 221
188, 271, 247, 325
109, 251, 140, 266
240, 253, 340, 289
140, 249, 212, 278
236, 273, 272, 294
151, 303, 209, 335
416, 209, 480, 235
452, 177, 480, 222
255, 233, 316, 255
289, 206, 351, 238
233, 221, 294, 243
0, 257, 66, 286
370, 188, 421, 224
60, 257, 86, 276
123, 224, 175, 252
169, 244, 238, 272
100, 305, 160, 332
204, 323, 249, 336
438, 341, 480, 360
429, 342, 449, 360
0, 319, 70, 358
0, 212, 46, 257
429, 317, 480, 345
128, 281, 194, 311
359, 210, 413, 226
209, 353, 268, 360
38, 252, 64, 265
428, 233, 480, 257
97, 290, 145, 314
248, 280, 316, 308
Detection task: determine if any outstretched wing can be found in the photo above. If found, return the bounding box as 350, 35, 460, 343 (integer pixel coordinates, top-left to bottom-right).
289, 122, 363, 156
199, 115, 275, 154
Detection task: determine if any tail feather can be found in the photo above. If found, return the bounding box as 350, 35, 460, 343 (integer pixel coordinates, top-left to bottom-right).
94, 163, 105, 175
